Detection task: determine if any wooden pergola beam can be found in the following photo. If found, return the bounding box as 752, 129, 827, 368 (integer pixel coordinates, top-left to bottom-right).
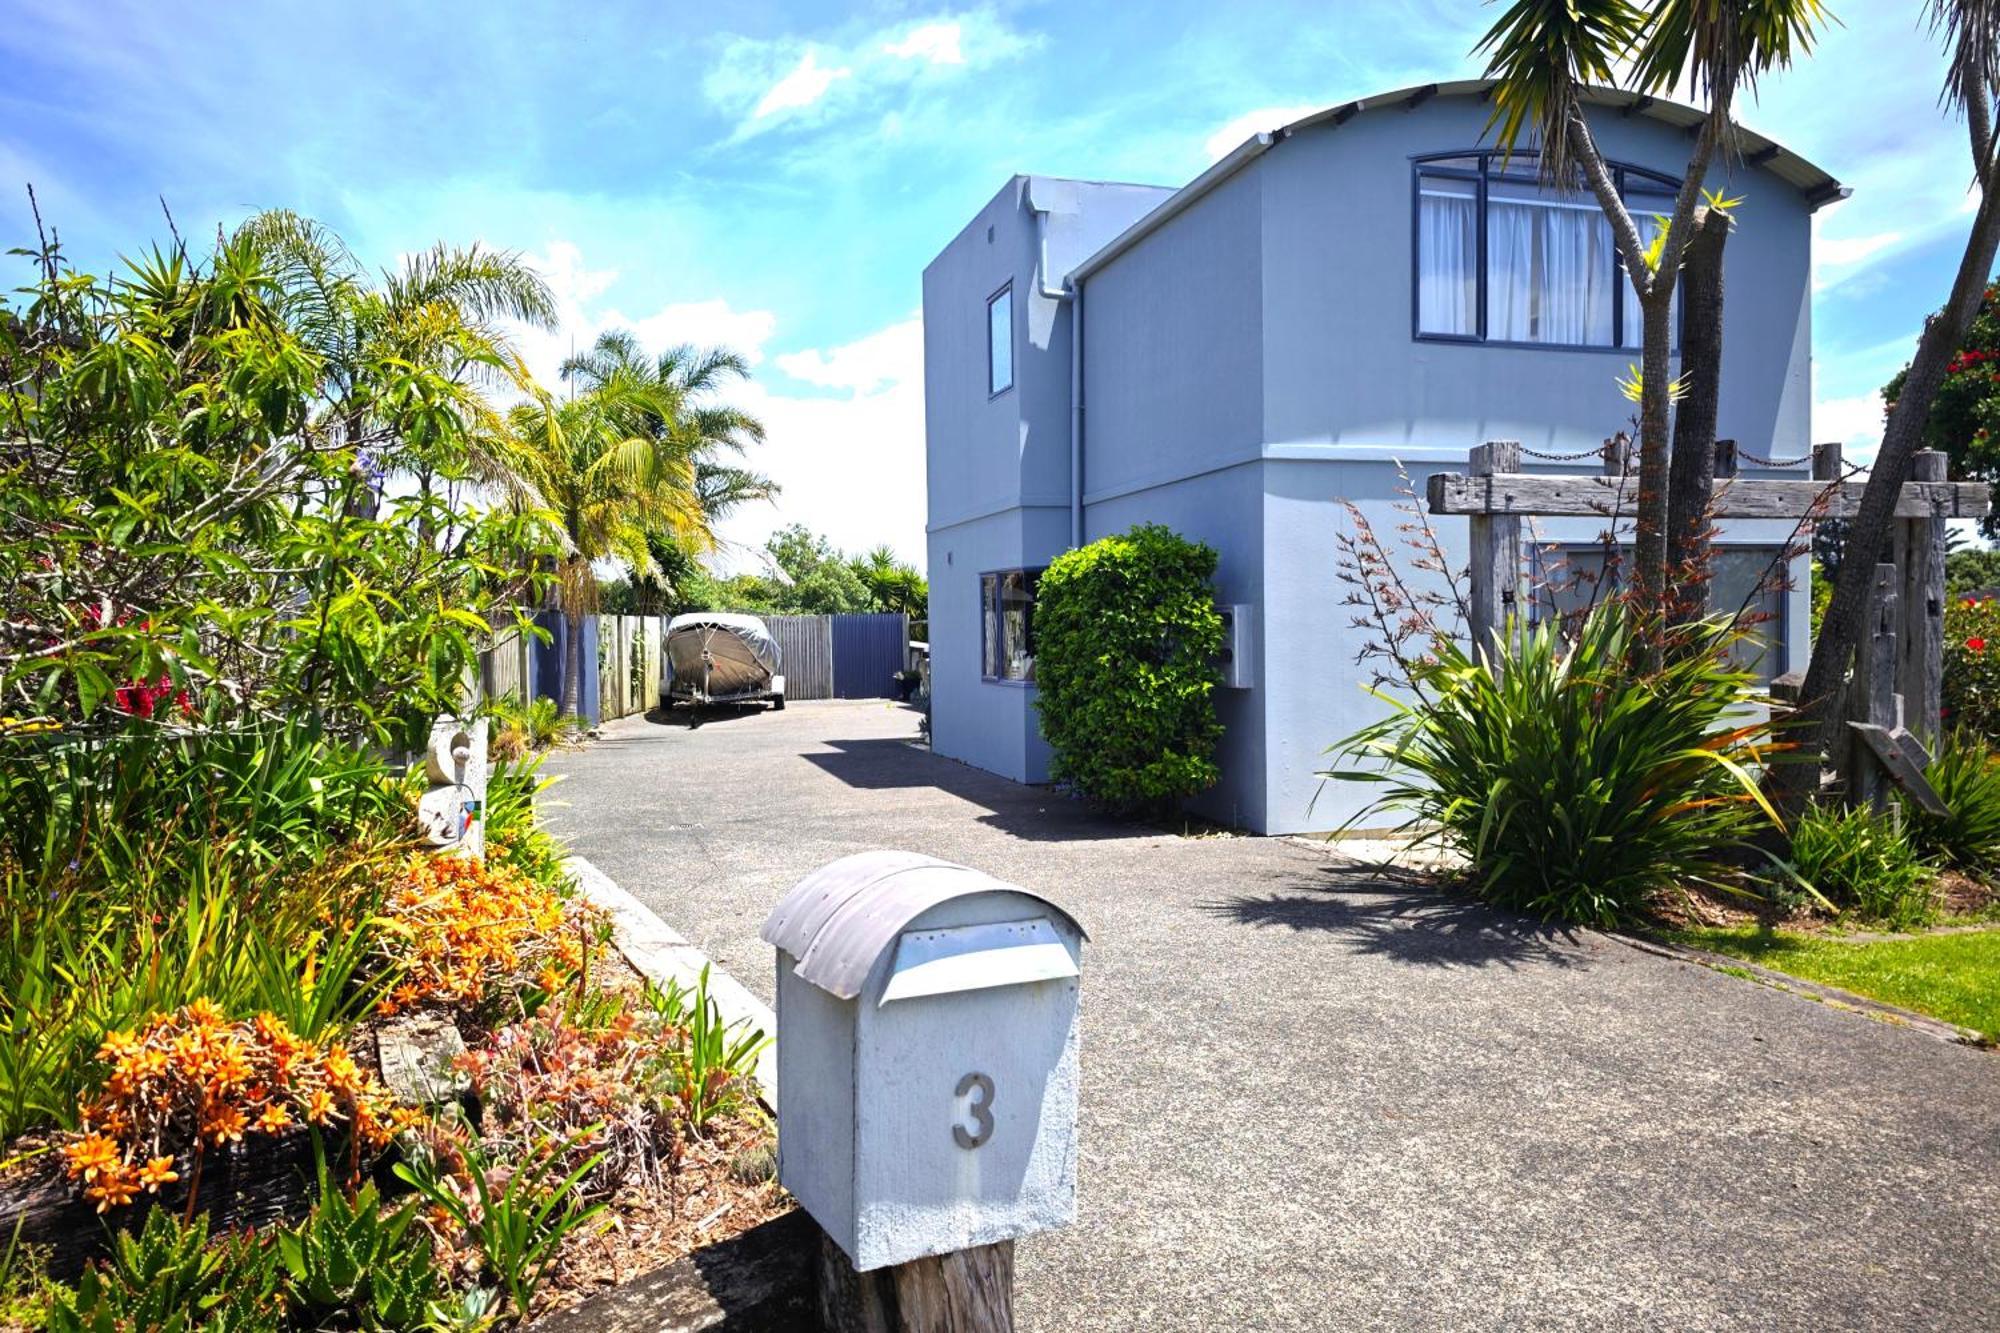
1425, 473, 1992, 520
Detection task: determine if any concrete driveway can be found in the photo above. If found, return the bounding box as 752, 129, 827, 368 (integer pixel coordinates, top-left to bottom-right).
544, 700, 2000, 1332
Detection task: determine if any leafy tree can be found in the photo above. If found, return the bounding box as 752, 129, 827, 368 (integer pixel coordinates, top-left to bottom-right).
1778, 1, 2000, 824
763, 525, 873, 614
1033, 524, 1224, 813
1884, 282, 2000, 539
0, 217, 555, 744
1948, 546, 2000, 596
1476, 0, 1829, 617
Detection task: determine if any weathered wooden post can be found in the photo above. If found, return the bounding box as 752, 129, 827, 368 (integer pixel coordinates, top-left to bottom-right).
1897, 450, 1948, 744
1848, 565, 1900, 814
1713, 438, 1739, 479
761, 852, 1086, 1333
1466, 441, 1522, 671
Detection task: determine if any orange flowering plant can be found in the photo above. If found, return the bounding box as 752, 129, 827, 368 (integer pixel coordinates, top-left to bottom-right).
60, 1000, 414, 1214
373, 852, 597, 1019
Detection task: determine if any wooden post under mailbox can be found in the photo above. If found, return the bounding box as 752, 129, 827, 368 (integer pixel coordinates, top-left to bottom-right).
1848, 564, 1900, 814
1897, 450, 1947, 744
1466, 442, 1522, 671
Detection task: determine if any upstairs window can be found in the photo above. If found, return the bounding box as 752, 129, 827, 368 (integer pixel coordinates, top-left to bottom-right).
980, 568, 1038, 682
987, 283, 1014, 396
1415, 152, 1678, 349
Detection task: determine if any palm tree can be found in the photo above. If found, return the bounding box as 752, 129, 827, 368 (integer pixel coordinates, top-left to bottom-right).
1775, 0, 2000, 821
561, 331, 772, 608
233, 210, 557, 489
1476, 0, 1829, 619
504, 377, 711, 716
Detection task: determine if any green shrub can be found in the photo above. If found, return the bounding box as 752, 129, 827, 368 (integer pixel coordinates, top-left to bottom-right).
1782, 803, 1936, 929
1325, 604, 1780, 927
1906, 729, 2000, 873
1942, 594, 2000, 744
1033, 524, 1225, 813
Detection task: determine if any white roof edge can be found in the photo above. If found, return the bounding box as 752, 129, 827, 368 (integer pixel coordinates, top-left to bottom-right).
1064, 78, 1847, 287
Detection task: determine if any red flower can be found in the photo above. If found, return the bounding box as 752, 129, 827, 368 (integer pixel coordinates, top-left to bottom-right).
1968, 637, 1987, 653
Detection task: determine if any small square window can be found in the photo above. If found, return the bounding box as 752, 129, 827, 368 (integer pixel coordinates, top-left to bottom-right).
987, 284, 1014, 397
980, 567, 1039, 681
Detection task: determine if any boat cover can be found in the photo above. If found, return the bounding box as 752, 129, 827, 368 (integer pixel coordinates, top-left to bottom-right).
664, 613, 781, 697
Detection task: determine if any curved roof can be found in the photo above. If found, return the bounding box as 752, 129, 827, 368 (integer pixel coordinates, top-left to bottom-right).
761, 850, 1087, 1000
1070, 78, 1845, 285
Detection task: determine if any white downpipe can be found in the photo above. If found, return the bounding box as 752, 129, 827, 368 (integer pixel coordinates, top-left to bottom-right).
1068, 278, 1084, 549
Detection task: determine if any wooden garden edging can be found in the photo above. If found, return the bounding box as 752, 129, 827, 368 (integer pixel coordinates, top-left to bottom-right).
1430, 441, 1992, 809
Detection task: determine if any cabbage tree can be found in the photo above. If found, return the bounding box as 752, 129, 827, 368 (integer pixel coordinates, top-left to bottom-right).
1475, 0, 1829, 621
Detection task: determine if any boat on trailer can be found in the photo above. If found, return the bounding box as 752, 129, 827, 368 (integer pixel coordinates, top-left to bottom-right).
662, 613, 786, 709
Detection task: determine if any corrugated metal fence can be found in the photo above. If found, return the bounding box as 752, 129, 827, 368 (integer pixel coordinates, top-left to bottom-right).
830, 613, 910, 699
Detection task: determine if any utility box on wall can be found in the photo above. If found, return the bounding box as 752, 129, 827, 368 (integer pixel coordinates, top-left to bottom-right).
1217, 603, 1254, 689
760, 851, 1086, 1272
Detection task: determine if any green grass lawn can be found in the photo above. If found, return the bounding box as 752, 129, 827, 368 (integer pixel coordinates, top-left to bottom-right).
1666, 925, 2000, 1043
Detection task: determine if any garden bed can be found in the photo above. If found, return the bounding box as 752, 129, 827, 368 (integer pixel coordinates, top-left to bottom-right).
0, 732, 787, 1329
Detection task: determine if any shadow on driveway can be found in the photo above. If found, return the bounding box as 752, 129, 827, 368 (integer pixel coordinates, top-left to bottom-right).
1201, 861, 1586, 971
800, 735, 1165, 845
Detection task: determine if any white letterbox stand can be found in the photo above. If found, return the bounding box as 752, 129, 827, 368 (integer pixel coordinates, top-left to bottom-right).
761, 851, 1086, 1328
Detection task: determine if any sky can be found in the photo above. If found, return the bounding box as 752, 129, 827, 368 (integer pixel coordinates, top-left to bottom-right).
1, 1, 1988, 573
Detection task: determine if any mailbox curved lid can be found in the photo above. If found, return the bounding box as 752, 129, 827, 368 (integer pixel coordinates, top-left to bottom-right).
761, 850, 1087, 1000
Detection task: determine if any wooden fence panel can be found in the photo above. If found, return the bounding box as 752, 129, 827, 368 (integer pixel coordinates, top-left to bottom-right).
765, 616, 835, 700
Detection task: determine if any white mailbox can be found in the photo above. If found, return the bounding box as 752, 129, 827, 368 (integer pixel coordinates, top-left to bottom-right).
760, 850, 1086, 1272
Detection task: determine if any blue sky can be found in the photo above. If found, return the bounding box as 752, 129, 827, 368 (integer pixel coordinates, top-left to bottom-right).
1, 2, 1986, 569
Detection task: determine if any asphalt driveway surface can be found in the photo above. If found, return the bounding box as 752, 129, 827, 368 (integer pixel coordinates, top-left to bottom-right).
544, 700, 1999, 1331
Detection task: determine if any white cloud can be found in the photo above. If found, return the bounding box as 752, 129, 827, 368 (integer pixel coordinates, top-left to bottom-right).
775, 317, 921, 394
883, 21, 965, 66
752, 50, 851, 121
1817, 230, 1903, 269
502, 244, 926, 569
707, 10, 1036, 140
1202, 104, 1318, 163
1814, 390, 1887, 464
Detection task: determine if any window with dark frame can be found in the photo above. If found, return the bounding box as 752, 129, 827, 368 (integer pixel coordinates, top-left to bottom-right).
979, 568, 1039, 682
987, 283, 1014, 396
1533, 543, 1788, 683
1414, 151, 1679, 350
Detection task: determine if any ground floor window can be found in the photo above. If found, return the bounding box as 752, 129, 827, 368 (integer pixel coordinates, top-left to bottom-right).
981, 568, 1040, 682
1534, 544, 1789, 683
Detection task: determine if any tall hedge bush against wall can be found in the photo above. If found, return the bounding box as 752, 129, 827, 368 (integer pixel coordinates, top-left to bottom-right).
1033, 524, 1225, 812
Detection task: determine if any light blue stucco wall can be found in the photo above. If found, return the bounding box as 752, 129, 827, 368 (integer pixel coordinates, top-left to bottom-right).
924, 176, 1171, 784
925, 90, 1825, 832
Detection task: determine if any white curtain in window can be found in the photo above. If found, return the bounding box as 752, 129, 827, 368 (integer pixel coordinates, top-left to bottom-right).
1417, 179, 1477, 336
1488, 184, 1613, 345
1621, 197, 1680, 349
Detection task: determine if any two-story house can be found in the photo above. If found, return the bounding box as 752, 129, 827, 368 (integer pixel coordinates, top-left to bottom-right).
922, 80, 1845, 834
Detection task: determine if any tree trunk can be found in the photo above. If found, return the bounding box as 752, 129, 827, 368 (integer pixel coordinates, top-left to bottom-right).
1633, 295, 1676, 630
1665, 206, 1729, 629
562, 557, 587, 719
1768, 167, 2000, 824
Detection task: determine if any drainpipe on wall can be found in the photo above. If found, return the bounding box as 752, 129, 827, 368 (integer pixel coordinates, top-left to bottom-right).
1068, 277, 1084, 549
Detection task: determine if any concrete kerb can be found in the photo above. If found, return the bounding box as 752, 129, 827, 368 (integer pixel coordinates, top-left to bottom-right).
564, 855, 780, 1101
1609, 930, 1990, 1047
